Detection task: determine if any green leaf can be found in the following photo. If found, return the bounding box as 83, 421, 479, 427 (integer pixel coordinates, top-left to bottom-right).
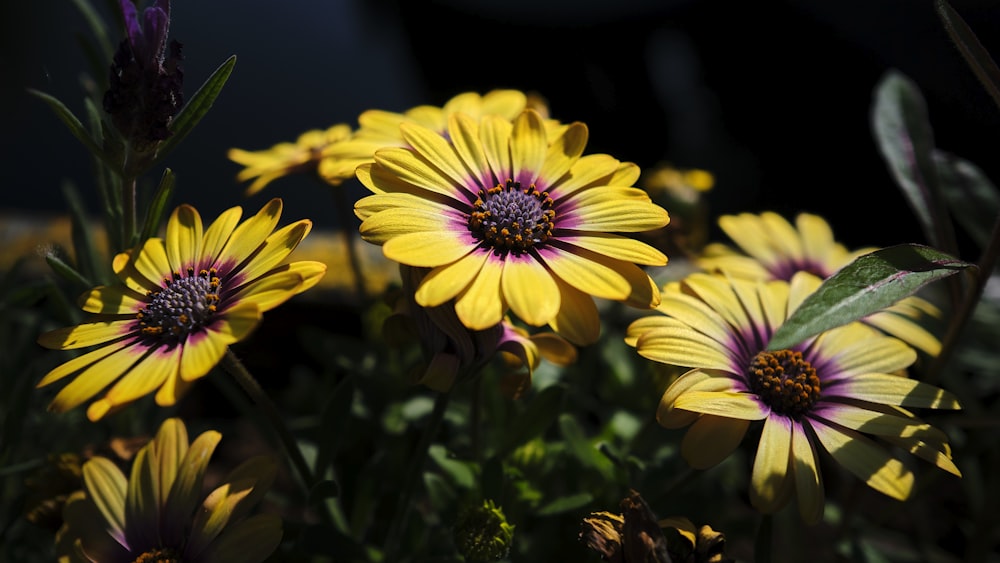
70, 0, 114, 61
870, 71, 955, 253
61, 181, 104, 285
428, 444, 476, 490
558, 415, 613, 478
45, 252, 92, 291
307, 479, 340, 504
536, 492, 593, 516
934, 150, 1000, 250
150, 55, 237, 168
138, 168, 176, 243
28, 89, 118, 171
495, 384, 566, 460
935, 0, 1000, 111
768, 244, 972, 350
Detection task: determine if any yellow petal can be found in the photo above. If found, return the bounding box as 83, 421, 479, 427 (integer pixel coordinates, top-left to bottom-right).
219, 199, 282, 268
634, 321, 737, 372
681, 415, 748, 469
501, 256, 560, 326
548, 277, 600, 346
101, 344, 181, 409
134, 237, 173, 283
480, 115, 513, 181
38, 320, 131, 350
415, 251, 488, 307
657, 370, 736, 428
538, 122, 587, 183
796, 213, 836, 266
454, 258, 505, 330
82, 457, 128, 544
811, 420, 914, 500
560, 233, 667, 266
48, 344, 142, 414
863, 310, 941, 356
832, 373, 961, 409
237, 220, 312, 282
179, 331, 230, 382
448, 113, 492, 190
541, 246, 630, 300
162, 429, 222, 546
566, 192, 670, 233
791, 421, 824, 524
37, 340, 126, 387
399, 120, 470, 187
155, 371, 195, 407
166, 204, 204, 274
382, 230, 476, 268
231, 262, 326, 312
373, 146, 466, 199
202, 206, 244, 266
80, 286, 145, 314
750, 415, 793, 513
673, 391, 768, 420
511, 110, 547, 184
547, 154, 619, 198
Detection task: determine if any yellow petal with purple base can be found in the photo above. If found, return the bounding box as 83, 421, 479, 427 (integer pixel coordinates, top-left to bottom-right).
455, 258, 505, 330
501, 255, 560, 327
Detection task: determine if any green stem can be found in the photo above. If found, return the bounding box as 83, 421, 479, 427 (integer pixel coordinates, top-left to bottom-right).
927, 209, 1000, 383
122, 175, 137, 250
327, 181, 368, 302
382, 386, 454, 561
221, 349, 317, 494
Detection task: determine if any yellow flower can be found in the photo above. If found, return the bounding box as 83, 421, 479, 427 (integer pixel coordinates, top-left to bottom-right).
355, 109, 670, 345
626, 272, 961, 523
37, 198, 327, 420
56, 418, 281, 562
697, 211, 943, 355
317, 89, 566, 185
228, 124, 353, 195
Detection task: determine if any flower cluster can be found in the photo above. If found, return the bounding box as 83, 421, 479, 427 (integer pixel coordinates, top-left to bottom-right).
25, 1, 979, 557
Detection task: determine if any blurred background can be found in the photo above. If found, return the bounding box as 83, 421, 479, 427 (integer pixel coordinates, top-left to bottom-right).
4, 0, 1000, 254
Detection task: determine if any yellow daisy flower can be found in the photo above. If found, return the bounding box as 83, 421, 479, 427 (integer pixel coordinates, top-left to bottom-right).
626, 272, 961, 523
56, 418, 281, 563
37, 198, 327, 421
317, 89, 566, 185
355, 109, 670, 345
697, 211, 943, 355
228, 124, 353, 195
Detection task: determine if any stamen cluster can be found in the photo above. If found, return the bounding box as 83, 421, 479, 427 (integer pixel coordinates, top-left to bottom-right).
747, 349, 821, 418
468, 179, 555, 255
130, 547, 181, 563
137, 267, 220, 340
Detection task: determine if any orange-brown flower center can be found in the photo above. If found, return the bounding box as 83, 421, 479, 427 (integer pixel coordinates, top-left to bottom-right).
747, 349, 821, 418
137, 267, 220, 339
469, 179, 556, 255
130, 547, 180, 563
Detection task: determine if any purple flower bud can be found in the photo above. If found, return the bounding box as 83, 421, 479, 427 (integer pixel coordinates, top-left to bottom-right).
103, 0, 184, 159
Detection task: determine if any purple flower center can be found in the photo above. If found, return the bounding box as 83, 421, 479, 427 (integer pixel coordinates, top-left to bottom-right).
468, 179, 556, 255
747, 349, 821, 418
137, 267, 220, 340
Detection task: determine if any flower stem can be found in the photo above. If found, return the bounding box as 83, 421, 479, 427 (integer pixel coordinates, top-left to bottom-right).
221, 348, 317, 494
927, 208, 1000, 383
122, 175, 137, 250
328, 182, 368, 302
382, 386, 454, 561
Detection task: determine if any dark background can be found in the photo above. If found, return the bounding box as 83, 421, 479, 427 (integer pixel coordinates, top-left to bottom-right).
4, 0, 1000, 257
